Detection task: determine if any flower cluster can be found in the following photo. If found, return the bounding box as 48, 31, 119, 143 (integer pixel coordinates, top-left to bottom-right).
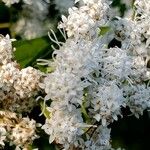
13, 0, 51, 39
2, 0, 32, 6
2, 0, 51, 39
0, 35, 43, 113
2, 0, 76, 39
1, 0, 150, 149
0, 35, 43, 148
2, 0, 19, 6
42, 104, 85, 149
40, 0, 150, 149
0, 110, 38, 149
59, 0, 110, 37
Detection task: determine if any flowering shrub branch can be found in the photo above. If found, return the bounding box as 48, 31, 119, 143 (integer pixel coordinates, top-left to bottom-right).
0, 0, 150, 150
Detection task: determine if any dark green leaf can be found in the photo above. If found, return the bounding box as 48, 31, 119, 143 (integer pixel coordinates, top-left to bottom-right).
99, 26, 110, 36
13, 36, 53, 68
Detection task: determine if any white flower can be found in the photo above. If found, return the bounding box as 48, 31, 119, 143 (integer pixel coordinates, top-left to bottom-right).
0, 34, 14, 65
59, 0, 110, 37
13, 0, 50, 39
84, 126, 111, 150
2, 0, 19, 6
0, 62, 19, 89
89, 81, 125, 125
129, 56, 150, 82
40, 38, 98, 105
0, 127, 7, 146
14, 66, 42, 99
14, 18, 48, 40
42, 103, 84, 149
0, 110, 38, 148
39, 0, 150, 149
2, 0, 33, 6
99, 47, 132, 80
0, 35, 43, 113
10, 117, 38, 147
125, 84, 150, 117
134, 0, 150, 52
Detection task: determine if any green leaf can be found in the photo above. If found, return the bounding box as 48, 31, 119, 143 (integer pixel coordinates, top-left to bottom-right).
99, 26, 111, 36
13, 36, 53, 68
81, 92, 91, 124
40, 101, 51, 119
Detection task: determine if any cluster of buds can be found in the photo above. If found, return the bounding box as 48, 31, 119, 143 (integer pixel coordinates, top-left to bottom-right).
0, 110, 38, 149
0, 35, 43, 148
0, 35, 43, 113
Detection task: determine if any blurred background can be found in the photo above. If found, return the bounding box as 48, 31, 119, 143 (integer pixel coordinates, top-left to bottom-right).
0, 0, 149, 149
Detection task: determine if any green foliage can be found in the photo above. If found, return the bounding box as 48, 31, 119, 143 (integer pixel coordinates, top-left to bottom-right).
99, 26, 111, 36
13, 36, 53, 68
40, 101, 51, 119
111, 0, 127, 16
